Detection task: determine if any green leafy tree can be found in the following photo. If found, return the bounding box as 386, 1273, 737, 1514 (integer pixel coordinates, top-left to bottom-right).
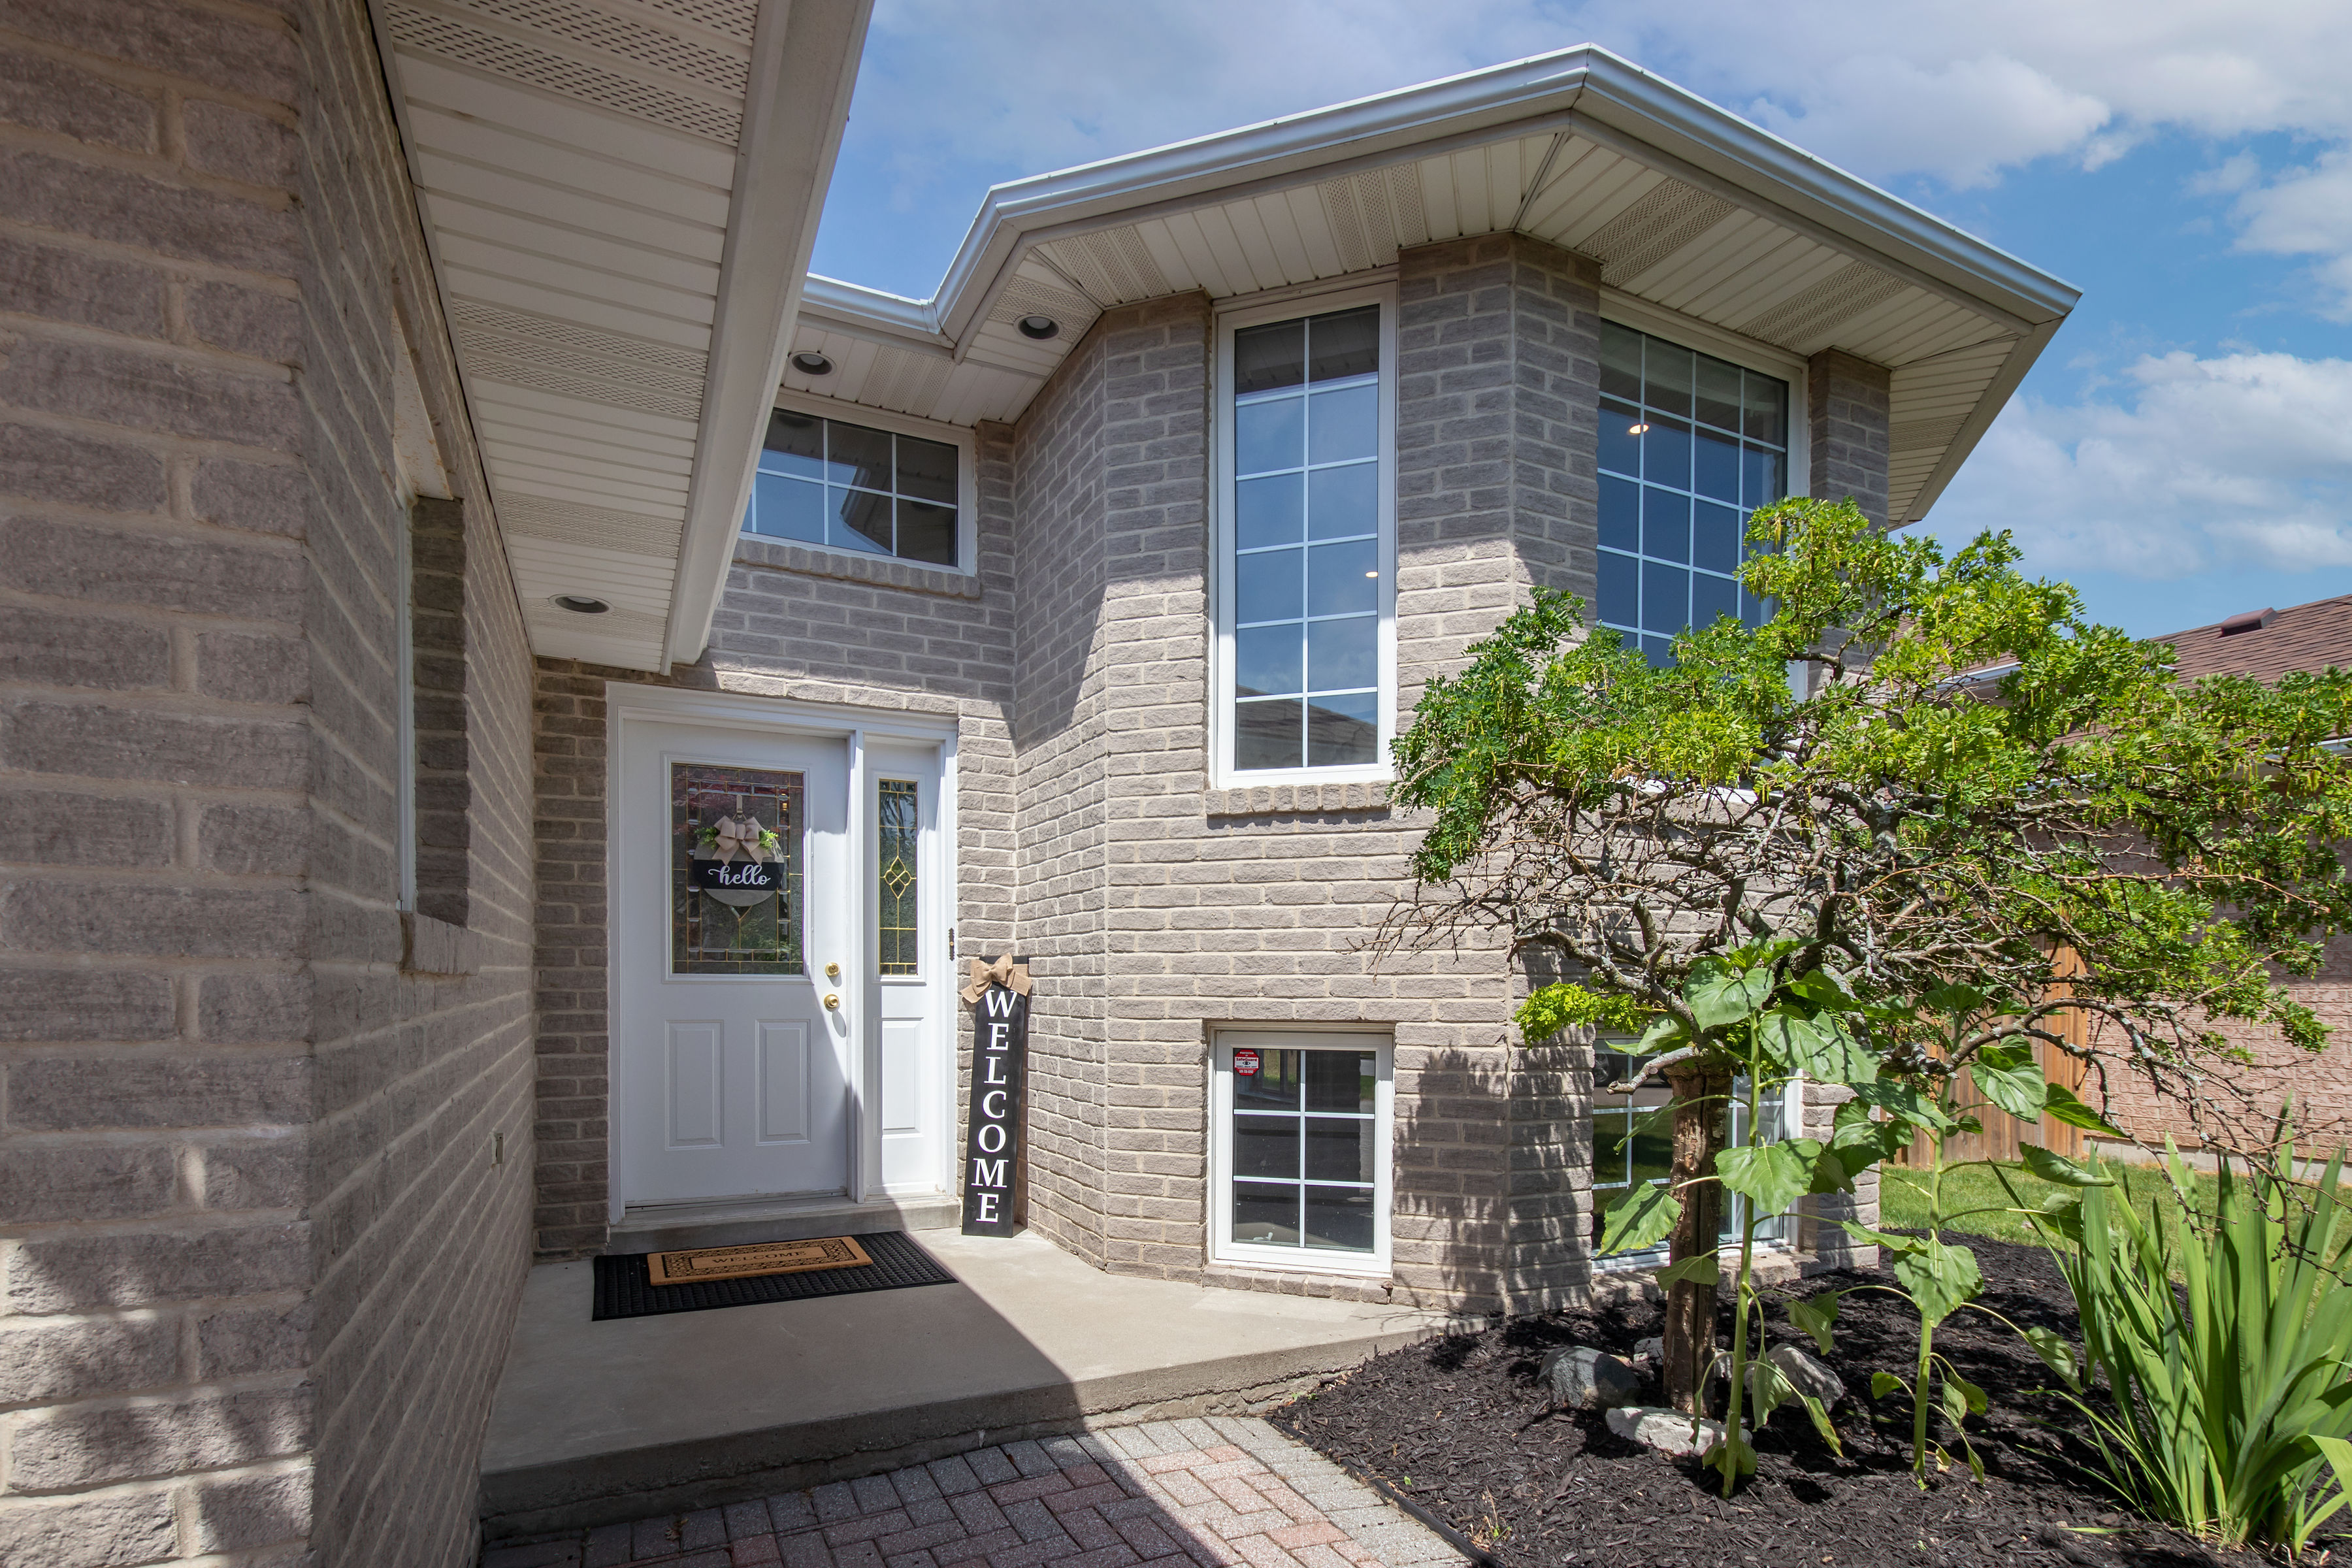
1380, 498, 2352, 1450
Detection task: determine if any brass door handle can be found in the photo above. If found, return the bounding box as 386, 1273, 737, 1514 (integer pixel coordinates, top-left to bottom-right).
823, 993, 840, 1010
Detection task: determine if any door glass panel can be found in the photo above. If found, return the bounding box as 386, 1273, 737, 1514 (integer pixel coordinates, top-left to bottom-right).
877, 778, 919, 976
672, 762, 804, 975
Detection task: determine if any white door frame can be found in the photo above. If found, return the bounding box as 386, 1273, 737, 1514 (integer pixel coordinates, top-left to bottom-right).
605, 682, 960, 1220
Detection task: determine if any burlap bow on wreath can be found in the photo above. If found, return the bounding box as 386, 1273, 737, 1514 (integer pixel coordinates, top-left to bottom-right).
960, 953, 1032, 1003
706, 815, 770, 864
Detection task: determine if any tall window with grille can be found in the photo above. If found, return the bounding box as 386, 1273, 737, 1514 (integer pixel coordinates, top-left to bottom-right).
1218, 293, 1394, 780
877, 779, 919, 976
1596, 322, 1788, 665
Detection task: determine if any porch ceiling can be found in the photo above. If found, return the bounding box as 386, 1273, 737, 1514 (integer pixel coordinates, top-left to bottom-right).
375, 0, 868, 672
793, 46, 2078, 530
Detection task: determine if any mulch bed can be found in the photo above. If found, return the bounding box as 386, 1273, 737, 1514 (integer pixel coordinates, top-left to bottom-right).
1271, 1238, 2344, 1568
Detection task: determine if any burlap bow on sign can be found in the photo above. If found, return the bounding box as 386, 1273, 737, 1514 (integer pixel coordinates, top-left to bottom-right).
960, 953, 1032, 1003
708, 815, 769, 864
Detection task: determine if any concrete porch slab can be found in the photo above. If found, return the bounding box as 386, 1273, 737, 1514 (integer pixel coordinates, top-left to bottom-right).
480, 1231, 1451, 1542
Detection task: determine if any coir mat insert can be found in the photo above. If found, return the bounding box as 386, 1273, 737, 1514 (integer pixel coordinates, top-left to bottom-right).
591, 1230, 956, 1320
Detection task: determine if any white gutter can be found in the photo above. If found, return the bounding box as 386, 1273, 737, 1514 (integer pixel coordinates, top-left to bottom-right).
807, 44, 2079, 356
664, 0, 874, 670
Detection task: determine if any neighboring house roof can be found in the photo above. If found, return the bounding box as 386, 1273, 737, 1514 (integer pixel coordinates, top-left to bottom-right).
2154, 595, 2352, 683
794, 46, 2079, 537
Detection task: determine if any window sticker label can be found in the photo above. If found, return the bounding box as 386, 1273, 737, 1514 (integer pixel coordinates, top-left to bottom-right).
1233, 1049, 1261, 1077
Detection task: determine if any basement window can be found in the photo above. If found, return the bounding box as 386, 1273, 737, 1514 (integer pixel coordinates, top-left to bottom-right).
1590, 1039, 1795, 1264
743, 404, 973, 569
1209, 1032, 1392, 1276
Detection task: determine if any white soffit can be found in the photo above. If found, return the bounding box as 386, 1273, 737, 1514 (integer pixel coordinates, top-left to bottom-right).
796, 46, 2078, 528
377, 0, 868, 671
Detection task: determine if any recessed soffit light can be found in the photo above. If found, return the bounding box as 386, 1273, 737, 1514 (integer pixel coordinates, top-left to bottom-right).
790, 351, 834, 376
553, 595, 610, 615
1017, 315, 1060, 340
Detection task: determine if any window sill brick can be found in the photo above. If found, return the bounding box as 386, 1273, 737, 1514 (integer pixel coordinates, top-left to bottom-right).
734, 534, 982, 599
1203, 782, 1390, 817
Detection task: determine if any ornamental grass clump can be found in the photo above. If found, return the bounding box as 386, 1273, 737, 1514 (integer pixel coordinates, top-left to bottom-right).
2021, 1137, 2352, 1553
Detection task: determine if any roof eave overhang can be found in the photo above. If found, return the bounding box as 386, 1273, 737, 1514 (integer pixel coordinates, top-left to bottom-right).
662, 0, 874, 668
810, 44, 2079, 355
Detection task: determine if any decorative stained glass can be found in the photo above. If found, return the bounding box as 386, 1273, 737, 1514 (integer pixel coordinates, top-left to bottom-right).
672, 762, 804, 975
877, 779, 918, 976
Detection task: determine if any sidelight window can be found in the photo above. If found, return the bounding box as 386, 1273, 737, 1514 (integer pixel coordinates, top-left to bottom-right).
877, 778, 919, 977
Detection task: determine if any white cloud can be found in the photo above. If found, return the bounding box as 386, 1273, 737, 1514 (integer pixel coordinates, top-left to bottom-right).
834, 0, 2352, 306
1737, 54, 2112, 189
1928, 351, 2352, 580
2223, 149, 2352, 318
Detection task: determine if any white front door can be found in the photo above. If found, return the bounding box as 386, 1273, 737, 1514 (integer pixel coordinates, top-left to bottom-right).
615, 717, 853, 1205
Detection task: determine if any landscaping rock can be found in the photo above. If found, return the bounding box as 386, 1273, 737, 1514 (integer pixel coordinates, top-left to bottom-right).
1767, 1343, 1845, 1405
1631, 1336, 1664, 1365
1605, 1405, 1743, 1458
1539, 1345, 1641, 1409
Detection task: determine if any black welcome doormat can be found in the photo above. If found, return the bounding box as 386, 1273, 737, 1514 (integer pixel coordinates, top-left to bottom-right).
591, 1230, 956, 1321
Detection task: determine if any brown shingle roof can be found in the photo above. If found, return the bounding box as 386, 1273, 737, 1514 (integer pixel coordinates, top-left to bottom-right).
2153, 593, 2352, 683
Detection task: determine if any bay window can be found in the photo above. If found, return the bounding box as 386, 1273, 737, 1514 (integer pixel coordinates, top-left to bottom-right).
1596, 320, 1789, 665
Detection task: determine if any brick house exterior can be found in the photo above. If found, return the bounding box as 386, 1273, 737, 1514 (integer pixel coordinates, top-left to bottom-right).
0, 8, 2077, 1564
2092, 596, 2352, 1158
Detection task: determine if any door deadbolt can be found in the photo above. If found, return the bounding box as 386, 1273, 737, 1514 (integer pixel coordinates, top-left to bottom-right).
825, 962, 841, 980
823, 992, 840, 1010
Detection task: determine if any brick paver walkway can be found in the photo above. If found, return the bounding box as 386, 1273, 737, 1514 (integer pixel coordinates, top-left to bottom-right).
482, 1418, 1465, 1568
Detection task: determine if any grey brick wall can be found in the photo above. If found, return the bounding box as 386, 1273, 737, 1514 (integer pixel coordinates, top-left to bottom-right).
0, 2, 536, 1563
1808, 348, 1893, 527
295, 5, 538, 1564
527, 250, 1889, 1314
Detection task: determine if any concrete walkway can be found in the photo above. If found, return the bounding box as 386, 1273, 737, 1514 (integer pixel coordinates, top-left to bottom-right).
482, 1418, 1467, 1568
482, 1232, 1452, 1539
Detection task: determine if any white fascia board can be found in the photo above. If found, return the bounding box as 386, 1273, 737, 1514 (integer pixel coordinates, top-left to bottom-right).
806, 43, 2079, 357
1565, 53, 2080, 327
798, 275, 953, 350
664, 0, 874, 670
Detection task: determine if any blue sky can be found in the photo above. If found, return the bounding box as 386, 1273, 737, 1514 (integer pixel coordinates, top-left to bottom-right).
808, 1, 2352, 640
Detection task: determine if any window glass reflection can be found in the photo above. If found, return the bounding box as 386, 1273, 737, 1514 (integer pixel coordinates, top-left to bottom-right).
1593, 325, 1787, 661
1229, 1045, 1378, 1254
1231, 306, 1382, 774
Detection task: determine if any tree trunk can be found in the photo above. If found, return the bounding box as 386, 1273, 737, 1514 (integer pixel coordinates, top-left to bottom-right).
1661, 1061, 1731, 1416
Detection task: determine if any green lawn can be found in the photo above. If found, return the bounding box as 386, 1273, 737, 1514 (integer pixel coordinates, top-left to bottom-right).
1877, 1158, 2226, 1245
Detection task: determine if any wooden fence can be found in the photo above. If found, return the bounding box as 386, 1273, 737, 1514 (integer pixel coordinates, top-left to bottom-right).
1895, 953, 2090, 1165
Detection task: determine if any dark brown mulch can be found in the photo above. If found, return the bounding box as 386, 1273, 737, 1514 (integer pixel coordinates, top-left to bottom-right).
1270, 1239, 2337, 1568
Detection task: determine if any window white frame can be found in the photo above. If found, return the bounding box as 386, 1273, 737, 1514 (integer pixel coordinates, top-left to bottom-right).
1209, 282, 1399, 789
1597, 289, 1810, 489
1209, 1029, 1394, 1277
746, 392, 980, 577
1588, 1036, 1803, 1271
